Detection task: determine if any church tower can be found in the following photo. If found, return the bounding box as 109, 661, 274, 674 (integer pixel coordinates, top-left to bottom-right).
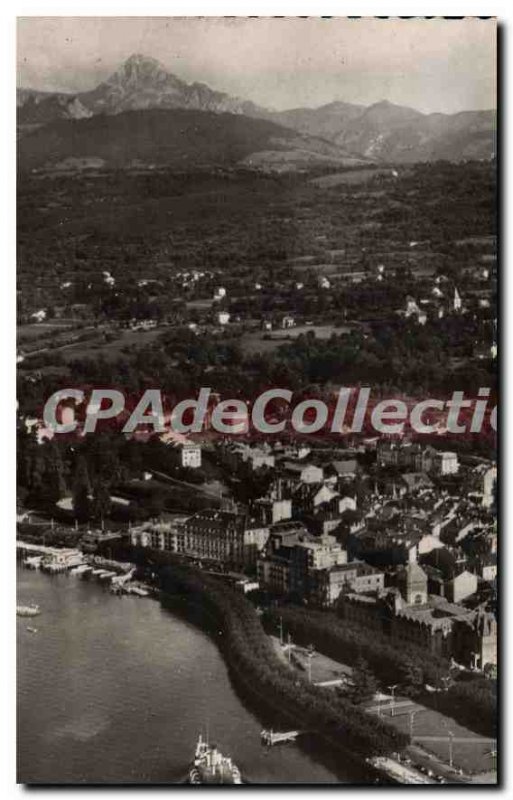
401, 563, 428, 605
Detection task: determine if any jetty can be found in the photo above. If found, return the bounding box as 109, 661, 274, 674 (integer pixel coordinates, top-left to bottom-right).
261, 729, 301, 746
125, 584, 150, 597
70, 564, 91, 576
23, 555, 43, 569
367, 756, 438, 785
18, 541, 145, 594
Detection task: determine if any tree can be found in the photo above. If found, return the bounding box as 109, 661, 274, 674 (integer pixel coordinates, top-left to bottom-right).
400, 654, 424, 695
39, 442, 67, 505
147, 489, 166, 518
350, 656, 378, 705
92, 481, 112, 522
72, 456, 91, 522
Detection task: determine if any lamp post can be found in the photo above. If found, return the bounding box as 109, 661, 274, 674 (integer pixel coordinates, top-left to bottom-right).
409, 709, 419, 740
448, 730, 454, 769
486, 741, 497, 773
306, 644, 316, 683
388, 684, 398, 717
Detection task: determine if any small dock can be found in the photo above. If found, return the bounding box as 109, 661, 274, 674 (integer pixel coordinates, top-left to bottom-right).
23, 555, 43, 569
261, 729, 300, 747
70, 565, 91, 576
367, 756, 438, 785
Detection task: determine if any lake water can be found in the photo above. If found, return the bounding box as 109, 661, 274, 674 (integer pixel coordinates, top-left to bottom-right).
17, 566, 364, 784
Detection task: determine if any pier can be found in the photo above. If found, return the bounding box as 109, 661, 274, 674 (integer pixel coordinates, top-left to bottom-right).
261, 729, 301, 746
367, 756, 438, 785
17, 541, 140, 594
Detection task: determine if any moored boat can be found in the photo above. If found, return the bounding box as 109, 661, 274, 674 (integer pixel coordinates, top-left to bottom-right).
17, 604, 40, 617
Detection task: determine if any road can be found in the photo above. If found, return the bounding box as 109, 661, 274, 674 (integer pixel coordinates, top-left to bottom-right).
151, 469, 224, 500
414, 736, 495, 745
367, 699, 414, 715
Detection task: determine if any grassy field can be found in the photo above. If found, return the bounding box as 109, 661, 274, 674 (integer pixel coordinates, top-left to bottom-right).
19, 325, 166, 365
17, 321, 76, 342
380, 700, 495, 775
310, 167, 401, 187
281, 636, 496, 777
240, 324, 347, 355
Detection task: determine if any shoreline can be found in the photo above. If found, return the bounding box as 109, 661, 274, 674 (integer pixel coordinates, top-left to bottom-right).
155, 561, 408, 778
18, 559, 383, 784
20, 555, 465, 785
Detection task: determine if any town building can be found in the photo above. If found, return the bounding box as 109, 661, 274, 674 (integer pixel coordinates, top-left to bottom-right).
310, 561, 385, 607
257, 524, 347, 599
131, 511, 269, 569
283, 461, 323, 485
446, 569, 479, 604
181, 442, 202, 469
338, 587, 496, 669
377, 442, 459, 475
397, 562, 429, 605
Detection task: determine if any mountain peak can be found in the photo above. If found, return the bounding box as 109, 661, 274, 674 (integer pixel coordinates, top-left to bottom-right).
120, 53, 166, 74
124, 53, 161, 67
77, 53, 264, 117
108, 53, 176, 86
362, 99, 424, 122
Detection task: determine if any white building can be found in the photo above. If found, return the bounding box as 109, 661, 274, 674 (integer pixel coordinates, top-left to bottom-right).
338, 495, 357, 514
405, 296, 420, 318
283, 461, 323, 484
435, 451, 459, 475
181, 443, 202, 469
482, 465, 497, 508
447, 570, 478, 604
417, 533, 445, 556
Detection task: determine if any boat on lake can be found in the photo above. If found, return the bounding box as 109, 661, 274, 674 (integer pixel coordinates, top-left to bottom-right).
188, 734, 242, 784
17, 604, 40, 617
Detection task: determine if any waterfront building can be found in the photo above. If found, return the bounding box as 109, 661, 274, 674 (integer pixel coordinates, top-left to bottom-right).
81, 530, 124, 553
131, 511, 269, 568
130, 516, 189, 551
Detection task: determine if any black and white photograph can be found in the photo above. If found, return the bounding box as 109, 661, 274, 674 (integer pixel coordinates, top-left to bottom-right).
14, 14, 497, 786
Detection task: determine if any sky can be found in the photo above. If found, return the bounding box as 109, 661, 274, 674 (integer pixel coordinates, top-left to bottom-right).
17, 17, 496, 113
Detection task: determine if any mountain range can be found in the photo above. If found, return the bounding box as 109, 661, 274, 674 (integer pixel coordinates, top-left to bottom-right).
17, 53, 496, 169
